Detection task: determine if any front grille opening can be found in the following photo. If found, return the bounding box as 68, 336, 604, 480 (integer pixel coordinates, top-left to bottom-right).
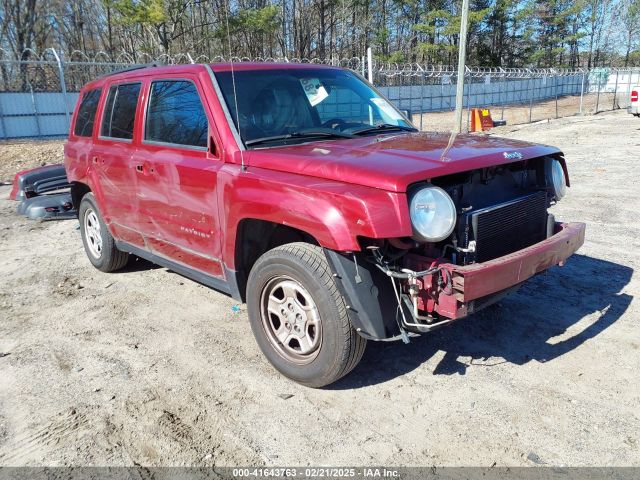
459, 191, 548, 263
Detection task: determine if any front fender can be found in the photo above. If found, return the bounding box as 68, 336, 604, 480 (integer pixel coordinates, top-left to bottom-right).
219, 165, 413, 269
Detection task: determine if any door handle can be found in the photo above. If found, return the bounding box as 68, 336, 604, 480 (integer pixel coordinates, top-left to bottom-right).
92, 156, 99, 164
135, 165, 143, 173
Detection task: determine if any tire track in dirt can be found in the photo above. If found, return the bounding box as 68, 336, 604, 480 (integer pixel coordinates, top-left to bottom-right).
95, 387, 266, 466
0, 408, 91, 464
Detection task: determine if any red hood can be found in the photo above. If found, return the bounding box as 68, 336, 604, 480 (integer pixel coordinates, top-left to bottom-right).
245, 132, 562, 192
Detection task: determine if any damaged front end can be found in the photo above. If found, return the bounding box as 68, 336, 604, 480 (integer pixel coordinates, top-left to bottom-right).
326, 156, 586, 341
16, 192, 76, 220
9, 164, 70, 201
9, 164, 76, 220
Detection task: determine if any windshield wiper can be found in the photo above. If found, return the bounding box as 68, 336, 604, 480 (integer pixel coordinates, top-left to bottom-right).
245, 130, 355, 147
351, 123, 418, 136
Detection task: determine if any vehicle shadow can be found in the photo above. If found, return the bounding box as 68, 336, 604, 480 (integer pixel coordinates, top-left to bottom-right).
329, 254, 634, 389
120, 256, 160, 273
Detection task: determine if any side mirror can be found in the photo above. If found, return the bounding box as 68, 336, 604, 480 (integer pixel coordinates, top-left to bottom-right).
400, 109, 413, 123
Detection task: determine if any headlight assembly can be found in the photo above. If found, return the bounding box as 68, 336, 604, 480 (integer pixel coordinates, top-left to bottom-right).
409, 186, 457, 242
547, 158, 567, 200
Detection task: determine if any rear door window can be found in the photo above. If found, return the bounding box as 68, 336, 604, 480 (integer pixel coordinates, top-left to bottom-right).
100, 83, 141, 140
145, 80, 208, 148
73, 88, 101, 137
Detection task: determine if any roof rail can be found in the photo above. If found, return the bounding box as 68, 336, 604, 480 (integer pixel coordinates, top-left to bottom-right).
98, 62, 159, 79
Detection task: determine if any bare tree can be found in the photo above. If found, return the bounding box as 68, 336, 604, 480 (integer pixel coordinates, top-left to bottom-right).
0, 0, 636, 66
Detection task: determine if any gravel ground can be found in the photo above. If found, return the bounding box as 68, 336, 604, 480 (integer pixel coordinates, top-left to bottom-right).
0, 110, 638, 467
0, 140, 64, 184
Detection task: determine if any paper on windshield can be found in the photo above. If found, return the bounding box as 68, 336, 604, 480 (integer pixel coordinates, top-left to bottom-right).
300, 78, 329, 106
370, 97, 403, 121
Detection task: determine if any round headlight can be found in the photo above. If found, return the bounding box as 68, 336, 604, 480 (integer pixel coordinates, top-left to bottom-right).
409, 186, 457, 242
549, 159, 567, 200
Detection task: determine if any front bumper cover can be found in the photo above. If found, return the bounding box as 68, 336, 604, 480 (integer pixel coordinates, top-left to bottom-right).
407, 222, 586, 320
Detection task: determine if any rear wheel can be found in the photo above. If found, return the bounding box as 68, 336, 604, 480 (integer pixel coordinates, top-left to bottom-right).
78, 193, 129, 272
246, 242, 366, 388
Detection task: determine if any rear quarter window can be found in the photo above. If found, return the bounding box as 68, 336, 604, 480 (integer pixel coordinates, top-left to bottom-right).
73, 88, 101, 137
145, 80, 208, 148
100, 83, 141, 140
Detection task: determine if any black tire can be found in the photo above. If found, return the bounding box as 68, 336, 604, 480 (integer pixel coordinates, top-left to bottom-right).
78, 192, 129, 272
246, 242, 366, 388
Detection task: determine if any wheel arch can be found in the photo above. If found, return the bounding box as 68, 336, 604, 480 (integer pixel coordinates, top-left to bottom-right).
70, 181, 92, 213
230, 218, 321, 302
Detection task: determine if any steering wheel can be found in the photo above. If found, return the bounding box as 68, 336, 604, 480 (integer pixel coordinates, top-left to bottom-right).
239, 112, 270, 138
322, 118, 347, 130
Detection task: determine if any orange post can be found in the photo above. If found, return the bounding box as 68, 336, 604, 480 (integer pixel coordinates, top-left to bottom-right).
470, 108, 494, 132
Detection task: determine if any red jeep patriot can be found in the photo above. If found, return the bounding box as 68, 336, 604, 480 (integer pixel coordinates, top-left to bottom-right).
64, 63, 585, 387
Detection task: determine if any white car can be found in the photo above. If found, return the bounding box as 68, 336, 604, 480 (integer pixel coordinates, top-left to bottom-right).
629, 86, 639, 117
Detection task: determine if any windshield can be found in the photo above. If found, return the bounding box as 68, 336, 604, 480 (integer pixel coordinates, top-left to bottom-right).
214, 68, 414, 147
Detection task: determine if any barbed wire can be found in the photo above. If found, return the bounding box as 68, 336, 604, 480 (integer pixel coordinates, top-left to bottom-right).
2, 48, 640, 76
0, 48, 366, 69
1, 47, 639, 95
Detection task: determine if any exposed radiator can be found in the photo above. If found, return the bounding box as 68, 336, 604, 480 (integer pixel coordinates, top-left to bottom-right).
460, 191, 548, 263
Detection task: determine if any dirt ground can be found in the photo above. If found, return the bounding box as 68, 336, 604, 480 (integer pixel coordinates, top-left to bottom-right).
0, 110, 639, 467
0, 141, 64, 184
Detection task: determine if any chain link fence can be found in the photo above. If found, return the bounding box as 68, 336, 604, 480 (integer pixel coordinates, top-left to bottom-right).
374, 65, 640, 132
1, 49, 639, 139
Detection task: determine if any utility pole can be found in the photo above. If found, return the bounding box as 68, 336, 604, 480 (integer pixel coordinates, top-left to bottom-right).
453, 0, 470, 134
282, 0, 287, 56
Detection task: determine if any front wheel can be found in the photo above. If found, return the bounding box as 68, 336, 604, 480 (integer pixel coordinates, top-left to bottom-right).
246, 243, 366, 388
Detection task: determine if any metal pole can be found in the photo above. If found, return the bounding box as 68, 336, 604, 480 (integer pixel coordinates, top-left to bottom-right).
500, 71, 505, 119
282, 0, 287, 56
453, 0, 470, 133
408, 70, 414, 125
466, 69, 471, 131
367, 52, 376, 124
529, 78, 534, 123
419, 72, 425, 131
399, 70, 405, 116
553, 74, 558, 118
612, 70, 619, 110
28, 82, 42, 137
579, 71, 585, 115
595, 73, 601, 113
50, 48, 71, 131
0, 96, 7, 140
